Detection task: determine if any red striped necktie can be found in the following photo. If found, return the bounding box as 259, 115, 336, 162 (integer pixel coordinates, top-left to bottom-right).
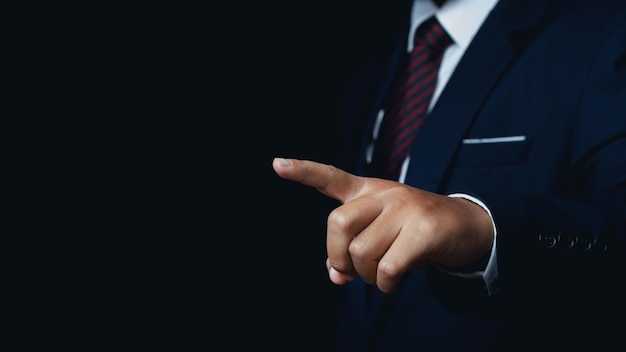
371, 16, 452, 181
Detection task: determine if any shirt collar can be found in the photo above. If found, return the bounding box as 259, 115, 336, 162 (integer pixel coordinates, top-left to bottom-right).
409, 0, 500, 52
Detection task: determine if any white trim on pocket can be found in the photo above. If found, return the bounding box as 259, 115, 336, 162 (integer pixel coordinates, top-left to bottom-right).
462, 135, 526, 144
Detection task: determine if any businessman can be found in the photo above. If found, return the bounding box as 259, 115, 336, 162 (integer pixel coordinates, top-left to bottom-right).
274, 0, 626, 350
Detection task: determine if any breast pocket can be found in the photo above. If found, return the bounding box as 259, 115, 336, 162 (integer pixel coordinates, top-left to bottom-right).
455, 135, 531, 167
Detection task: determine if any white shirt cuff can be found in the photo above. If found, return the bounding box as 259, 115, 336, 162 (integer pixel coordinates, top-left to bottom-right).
445, 193, 499, 296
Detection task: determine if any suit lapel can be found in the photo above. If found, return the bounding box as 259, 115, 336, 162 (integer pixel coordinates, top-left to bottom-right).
350, 23, 412, 175
404, 0, 549, 192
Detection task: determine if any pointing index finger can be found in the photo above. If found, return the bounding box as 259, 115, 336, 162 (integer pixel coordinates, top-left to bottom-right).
272, 158, 362, 204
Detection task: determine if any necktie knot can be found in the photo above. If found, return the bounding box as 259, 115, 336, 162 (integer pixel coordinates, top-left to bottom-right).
414, 17, 452, 52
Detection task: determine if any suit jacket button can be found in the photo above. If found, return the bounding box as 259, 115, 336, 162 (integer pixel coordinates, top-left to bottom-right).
579, 237, 593, 252
561, 234, 576, 251
539, 233, 558, 248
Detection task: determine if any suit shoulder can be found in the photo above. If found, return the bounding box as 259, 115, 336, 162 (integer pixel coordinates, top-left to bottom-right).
545, 0, 626, 22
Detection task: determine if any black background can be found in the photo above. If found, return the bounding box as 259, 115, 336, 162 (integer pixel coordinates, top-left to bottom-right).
2, 1, 411, 350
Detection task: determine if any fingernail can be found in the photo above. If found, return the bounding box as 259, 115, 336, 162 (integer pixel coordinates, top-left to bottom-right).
274, 157, 292, 167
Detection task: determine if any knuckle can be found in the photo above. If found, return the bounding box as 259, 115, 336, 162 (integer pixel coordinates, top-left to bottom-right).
327, 208, 351, 231
377, 260, 402, 282
348, 240, 367, 260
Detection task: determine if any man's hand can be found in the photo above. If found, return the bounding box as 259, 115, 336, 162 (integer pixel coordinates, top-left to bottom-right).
272, 157, 494, 294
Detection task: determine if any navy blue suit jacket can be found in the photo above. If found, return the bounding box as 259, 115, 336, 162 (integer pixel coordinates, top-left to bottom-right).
337, 0, 626, 350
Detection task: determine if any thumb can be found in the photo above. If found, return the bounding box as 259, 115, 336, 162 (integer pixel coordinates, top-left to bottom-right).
272, 158, 363, 204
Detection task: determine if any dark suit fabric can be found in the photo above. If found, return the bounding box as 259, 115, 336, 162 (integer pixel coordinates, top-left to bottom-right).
337, 0, 626, 351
